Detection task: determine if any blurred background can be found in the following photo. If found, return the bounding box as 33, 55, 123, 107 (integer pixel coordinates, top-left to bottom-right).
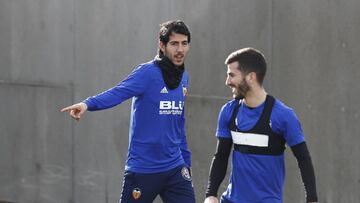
1, 0, 359, 202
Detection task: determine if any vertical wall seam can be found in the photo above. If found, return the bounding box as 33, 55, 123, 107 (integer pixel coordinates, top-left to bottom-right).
269, 0, 274, 89
269, 0, 274, 90
70, 0, 77, 202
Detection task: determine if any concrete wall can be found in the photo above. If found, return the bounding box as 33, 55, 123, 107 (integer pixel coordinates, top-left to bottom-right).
272, 1, 360, 202
1, 0, 359, 202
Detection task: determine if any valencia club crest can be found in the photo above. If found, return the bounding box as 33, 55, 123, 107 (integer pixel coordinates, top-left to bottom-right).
182, 86, 188, 97
132, 188, 141, 200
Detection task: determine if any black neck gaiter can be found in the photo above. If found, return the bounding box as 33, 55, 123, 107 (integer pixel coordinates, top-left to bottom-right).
155, 54, 185, 90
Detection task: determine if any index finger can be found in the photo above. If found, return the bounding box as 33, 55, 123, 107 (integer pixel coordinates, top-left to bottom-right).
60, 105, 74, 112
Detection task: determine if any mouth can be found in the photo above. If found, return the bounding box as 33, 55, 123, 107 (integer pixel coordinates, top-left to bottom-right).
230, 86, 240, 98
174, 54, 184, 62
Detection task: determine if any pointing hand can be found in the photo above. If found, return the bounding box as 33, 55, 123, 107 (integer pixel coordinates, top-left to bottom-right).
61, 102, 88, 121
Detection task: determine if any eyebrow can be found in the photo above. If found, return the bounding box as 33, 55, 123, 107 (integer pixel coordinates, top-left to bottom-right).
169, 40, 188, 43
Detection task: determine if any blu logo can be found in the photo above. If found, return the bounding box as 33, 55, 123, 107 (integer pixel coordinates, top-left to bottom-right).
159, 101, 184, 110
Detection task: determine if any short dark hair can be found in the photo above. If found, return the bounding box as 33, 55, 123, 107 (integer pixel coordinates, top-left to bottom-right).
158, 20, 191, 55
225, 47, 267, 85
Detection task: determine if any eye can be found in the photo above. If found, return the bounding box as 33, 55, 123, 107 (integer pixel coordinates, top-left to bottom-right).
169, 41, 178, 46
182, 41, 189, 46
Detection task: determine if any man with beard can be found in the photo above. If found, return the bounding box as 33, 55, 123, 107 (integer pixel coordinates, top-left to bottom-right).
204, 48, 318, 203
61, 20, 195, 203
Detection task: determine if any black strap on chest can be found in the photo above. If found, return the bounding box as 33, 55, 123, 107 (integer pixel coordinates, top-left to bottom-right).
230, 95, 286, 155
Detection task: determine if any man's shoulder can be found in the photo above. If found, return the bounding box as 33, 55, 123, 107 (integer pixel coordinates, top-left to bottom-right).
133, 60, 161, 75
273, 98, 294, 112
272, 98, 298, 119
137, 60, 159, 69
220, 99, 239, 113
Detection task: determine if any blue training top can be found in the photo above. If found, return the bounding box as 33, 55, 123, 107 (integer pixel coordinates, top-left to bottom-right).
83, 60, 191, 173
216, 98, 305, 203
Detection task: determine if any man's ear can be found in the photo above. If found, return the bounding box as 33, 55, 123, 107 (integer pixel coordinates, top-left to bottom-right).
247, 72, 256, 83
159, 41, 165, 53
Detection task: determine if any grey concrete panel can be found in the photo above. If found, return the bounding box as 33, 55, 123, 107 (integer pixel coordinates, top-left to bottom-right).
184, 0, 273, 98
0, 1, 12, 80
0, 83, 73, 203
0, 0, 74, 84
71, 102, 131, 203
272, 0, 360, 202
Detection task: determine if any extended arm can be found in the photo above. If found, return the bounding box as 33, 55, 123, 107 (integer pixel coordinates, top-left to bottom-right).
84, 65, 150, 111
61, 65, 150, 120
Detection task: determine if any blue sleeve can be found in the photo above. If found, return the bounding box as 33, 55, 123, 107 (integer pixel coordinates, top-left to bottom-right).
83, 65, 151, 111
216, 102, 234, 138
273, 106, 305, 147
180, 112, 191, 167
179, 78, 191, 167
180, 125, 191, 167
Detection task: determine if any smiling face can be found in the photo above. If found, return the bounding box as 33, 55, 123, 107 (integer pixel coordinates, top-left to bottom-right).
225, 61, 250, 99
159, 32, 189, 67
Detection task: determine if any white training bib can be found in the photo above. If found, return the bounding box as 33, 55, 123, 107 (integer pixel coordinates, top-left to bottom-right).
231, 131, 269, 147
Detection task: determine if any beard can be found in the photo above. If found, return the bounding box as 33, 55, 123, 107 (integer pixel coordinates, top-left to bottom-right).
162, 49, 186, 67
233, 78, 250, 100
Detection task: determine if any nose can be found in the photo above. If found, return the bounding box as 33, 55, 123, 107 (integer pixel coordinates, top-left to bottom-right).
225, 77, 231, 86
177, 44, 184, 52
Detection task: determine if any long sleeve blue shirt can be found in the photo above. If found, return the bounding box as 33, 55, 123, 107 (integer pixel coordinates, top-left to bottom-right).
84, 60, 191, 173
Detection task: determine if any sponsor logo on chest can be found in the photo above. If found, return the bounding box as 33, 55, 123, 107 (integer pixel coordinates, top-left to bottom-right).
159, 101, 184, 115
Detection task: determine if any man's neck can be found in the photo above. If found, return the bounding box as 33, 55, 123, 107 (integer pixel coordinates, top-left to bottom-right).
243, 88, 267, 108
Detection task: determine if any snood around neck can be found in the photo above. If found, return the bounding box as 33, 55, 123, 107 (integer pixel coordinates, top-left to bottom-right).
155, 54, 185, 90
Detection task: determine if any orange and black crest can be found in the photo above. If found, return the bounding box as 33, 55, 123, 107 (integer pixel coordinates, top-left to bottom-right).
182, 86, 188, 97
132, 188, 141, 200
